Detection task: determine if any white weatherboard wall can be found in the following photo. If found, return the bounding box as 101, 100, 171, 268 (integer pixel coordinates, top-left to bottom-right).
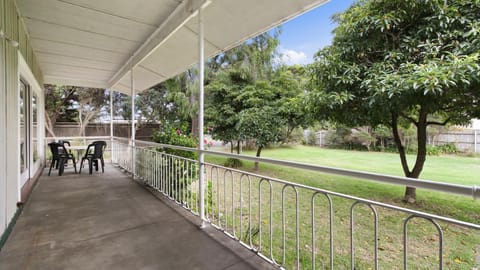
1, 0, 44, 236
4, 0, 19, 236
0, 0, 6, 236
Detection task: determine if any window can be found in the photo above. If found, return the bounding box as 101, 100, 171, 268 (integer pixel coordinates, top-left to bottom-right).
19, 80, 28, 173
32, 93, 38, 162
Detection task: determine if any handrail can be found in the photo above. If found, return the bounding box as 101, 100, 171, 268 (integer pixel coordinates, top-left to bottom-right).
122, 137, 480, 200
45, 136, 111, 141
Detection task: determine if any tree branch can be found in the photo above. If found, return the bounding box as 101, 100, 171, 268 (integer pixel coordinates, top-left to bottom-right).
426, 118, 450, 126
399, 112, 418, 126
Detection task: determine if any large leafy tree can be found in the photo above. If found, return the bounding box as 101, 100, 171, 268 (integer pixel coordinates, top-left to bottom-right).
276, 65, 312, 143
74, 88, 107, 137
45, 85, 105, 137
309, 0, 480, 202
206, 30, 281, 155
44, 84, 77, 136
206, 70, 251, 153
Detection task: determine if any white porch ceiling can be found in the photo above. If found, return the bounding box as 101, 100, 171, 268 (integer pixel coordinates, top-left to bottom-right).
17, 0, 329, 95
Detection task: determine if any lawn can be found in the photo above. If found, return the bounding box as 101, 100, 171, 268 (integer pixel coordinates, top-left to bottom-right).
203, 145, 480, 269
209, 145, 480, 222
248, 145, 480, 186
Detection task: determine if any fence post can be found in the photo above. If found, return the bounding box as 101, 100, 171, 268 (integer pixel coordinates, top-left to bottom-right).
475, 130, 478, 153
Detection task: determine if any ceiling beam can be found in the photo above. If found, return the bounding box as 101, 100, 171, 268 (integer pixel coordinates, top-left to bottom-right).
108, 0, 208, 88
44, 76, 109, 89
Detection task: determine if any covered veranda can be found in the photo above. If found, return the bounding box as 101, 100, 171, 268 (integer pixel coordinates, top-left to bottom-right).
1, 0, 480, 269
1, 1, 329, 268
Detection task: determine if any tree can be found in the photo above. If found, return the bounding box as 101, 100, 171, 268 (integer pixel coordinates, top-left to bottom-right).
373, 125, 392, 151
236, 79, 288, 169
165, 70, 199, 135
74, 87, 107, 137
206, 70, 249, 153
276, 66, 312, 143
238, 106, 284, 170
309, 0, 480, 202
206, 29, 282, 155
44, 84, 77, 136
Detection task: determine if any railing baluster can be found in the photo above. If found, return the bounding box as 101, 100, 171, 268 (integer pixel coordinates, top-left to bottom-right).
311, 192, 334, 270
281, 185, 299, 269
404, 216, 444, 270
350, 201, 378, 270
258, 178, 275, 264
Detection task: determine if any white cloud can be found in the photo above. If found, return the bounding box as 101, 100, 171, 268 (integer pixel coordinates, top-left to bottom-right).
278, 48, 309, 65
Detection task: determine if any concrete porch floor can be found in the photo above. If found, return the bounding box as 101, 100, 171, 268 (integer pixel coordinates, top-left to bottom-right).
0, 165, 275, 270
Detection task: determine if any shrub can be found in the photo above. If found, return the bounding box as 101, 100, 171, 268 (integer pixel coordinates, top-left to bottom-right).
426, 145, 441, 156
438, 143, 457, 154
307, 130, 317, 145
151, 125, 198, 199
152, 125, 198, 160
224, 158, 242, 168
426, 143, 457, 156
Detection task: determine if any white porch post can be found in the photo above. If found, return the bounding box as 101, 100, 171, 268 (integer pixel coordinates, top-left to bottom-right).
198, 6, 206, 226
110, 89, 114, 164
130, 68, 136, 178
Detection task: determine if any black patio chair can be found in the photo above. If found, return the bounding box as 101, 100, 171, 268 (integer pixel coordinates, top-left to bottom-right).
58, 140, 72, 162
79, 141, 107, 174
48, 142, 77, 176
58, 140, 72, 152
58, 140, 71, 147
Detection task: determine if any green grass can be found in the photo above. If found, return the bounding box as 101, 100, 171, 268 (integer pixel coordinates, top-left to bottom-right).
203, 145, 480, 269
214, 145, 480, 222
251, 145, 480, 185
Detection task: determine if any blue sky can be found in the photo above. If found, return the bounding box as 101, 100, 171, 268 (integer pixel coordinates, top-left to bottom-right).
277, 0, 356, 65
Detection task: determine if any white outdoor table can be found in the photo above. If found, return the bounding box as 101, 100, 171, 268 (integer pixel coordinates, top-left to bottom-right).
66, 145, 89, 162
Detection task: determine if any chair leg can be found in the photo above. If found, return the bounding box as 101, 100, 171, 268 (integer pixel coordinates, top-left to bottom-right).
101, 158, 105, 173
58, 159, 65, 176
73, 157, 77, 173
79, 159, 84, 174
48, 160, 54, 176
89, 159, 93, 175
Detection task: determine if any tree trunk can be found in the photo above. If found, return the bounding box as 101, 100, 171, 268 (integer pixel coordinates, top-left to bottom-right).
392, 113, 415, 202
254, 146, 263, 171
78, 109, 85, 138
284, 125, 294, 144
236, 140, 241, 154
230, 141, 234, 154
191, 117, 198, 137
190, 80, 198, 137
392, 110, 429, 203
404, 111, 428, 202
45, 112, 56, 137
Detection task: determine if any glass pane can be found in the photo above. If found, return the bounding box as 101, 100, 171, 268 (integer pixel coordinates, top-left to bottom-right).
32, 94, 38, 162
20, 81, 26, 172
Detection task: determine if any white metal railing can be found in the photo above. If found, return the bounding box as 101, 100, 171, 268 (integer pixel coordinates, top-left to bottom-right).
111, 138, 132, 172
111, 138, 480, 269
